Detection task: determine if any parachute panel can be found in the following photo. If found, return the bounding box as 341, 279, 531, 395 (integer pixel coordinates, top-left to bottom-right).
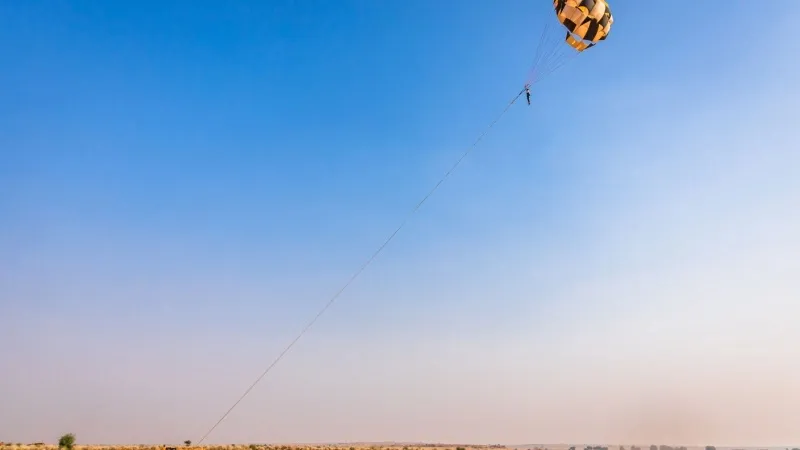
553, 0, 613, 52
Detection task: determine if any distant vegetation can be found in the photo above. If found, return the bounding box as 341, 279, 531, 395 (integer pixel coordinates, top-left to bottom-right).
58, 435, 75, 450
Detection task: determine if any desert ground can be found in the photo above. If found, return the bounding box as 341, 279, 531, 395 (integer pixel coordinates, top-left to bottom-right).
2, 444, 794, 450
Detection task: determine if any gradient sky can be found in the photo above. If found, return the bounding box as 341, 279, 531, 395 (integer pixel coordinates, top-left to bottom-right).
2, 0, 799, 447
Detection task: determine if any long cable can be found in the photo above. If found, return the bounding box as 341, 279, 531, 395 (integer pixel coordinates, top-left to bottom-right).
195, 87, 526, 445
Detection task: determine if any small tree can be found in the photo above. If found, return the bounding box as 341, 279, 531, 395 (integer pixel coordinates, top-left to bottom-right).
58, 434, 75, 450
184, 441, 192, 447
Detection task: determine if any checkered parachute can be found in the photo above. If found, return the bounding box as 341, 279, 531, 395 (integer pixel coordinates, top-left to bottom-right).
554, 0, 613, 52
524, 0, 613, 87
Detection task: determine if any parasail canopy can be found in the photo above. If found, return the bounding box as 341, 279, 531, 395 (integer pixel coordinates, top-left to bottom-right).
553, 0, 613, 52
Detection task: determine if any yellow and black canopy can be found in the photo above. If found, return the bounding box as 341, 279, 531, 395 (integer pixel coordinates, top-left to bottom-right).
553, 0, 613, 52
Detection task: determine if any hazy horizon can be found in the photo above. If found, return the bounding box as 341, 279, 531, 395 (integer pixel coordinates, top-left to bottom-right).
4, 444, 799, 449
2, 0, 799, 447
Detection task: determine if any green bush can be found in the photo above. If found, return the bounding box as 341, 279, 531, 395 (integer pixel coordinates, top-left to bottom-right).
58, 434, 76, 450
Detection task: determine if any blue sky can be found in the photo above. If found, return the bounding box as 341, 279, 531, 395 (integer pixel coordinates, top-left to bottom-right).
2, 0, 800, 446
